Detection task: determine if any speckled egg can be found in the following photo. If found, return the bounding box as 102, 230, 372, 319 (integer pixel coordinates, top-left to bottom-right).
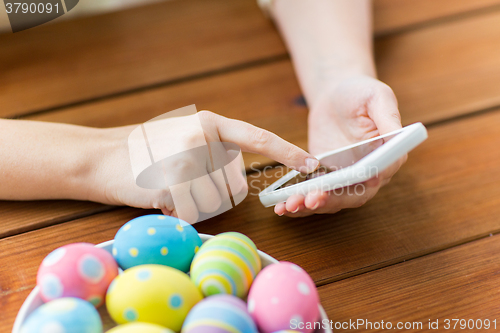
182, 295, 258, 333
190, 232, 261, 298
247, 262, 319, 333
21, 297, 102, 333
106, 264, 203, 332
36, 243, 119, 307
107, 322, 174, 333
113, 215, 202, 272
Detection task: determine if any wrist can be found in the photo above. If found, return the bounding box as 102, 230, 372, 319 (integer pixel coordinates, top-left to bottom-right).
75, 127, 122, 204
303, 60, 377, 109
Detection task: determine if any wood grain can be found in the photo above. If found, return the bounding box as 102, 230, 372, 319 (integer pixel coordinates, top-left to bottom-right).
25, 4, 500, 164
25, 9, 500, 135
3, 5, 500, 270
2, 110, 500, 332
0, 0, 286, 118
25, 61, 308, 171
319, 233, 500, 332
4, 0, 500, 122
377, 10, 500, 125
374, 0, 500, 35
0, 200, 112, 239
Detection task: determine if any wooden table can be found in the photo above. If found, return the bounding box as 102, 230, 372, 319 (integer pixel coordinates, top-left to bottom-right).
2, 0, 500, 331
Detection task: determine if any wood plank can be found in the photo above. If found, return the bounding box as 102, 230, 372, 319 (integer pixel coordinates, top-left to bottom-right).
0, 201, 112, 239
2, 110, 500, 327
24, 2, 500, 161
4, 0, 500, 120
25, 61, 308, 171
318, 234, 500, 332
3, 107, 499, 319
201, 109, 500, 284
0, 61, 307, 239
374, 0, 500, 35
5, 8, 500, 246
25, 9, 500, 146
377, 9, 500, 125
0, 0, 286, 118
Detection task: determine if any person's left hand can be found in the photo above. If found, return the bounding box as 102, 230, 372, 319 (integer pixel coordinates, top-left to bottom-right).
274, 75, 407, 217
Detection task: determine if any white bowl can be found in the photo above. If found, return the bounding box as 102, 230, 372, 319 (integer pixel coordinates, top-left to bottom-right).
13, 234, 332, 333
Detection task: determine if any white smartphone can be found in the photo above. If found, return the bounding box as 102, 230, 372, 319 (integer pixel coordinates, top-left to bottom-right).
258, 122, 428, 207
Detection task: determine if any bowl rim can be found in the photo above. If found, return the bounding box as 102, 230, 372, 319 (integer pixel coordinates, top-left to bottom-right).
12, 233, 332, 333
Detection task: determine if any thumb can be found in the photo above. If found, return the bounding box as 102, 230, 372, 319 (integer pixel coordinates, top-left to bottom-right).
203, 111, 319, 173
367, 84, 403, 135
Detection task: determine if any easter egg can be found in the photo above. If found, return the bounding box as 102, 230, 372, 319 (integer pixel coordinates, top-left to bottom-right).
21, 297, 102, 333
106, 264, 203, 331
190, 232, 261, 298
37, 243, 118, 307
113, 215, 202, 272
182, 294, 258, 333
107, 322, 174, 333
247, 262, 319, 333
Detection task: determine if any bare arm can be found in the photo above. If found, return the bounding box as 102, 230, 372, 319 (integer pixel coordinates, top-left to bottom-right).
0, 119, 99, 200
270, 0, 375, 108
269, 0, 406, 217
0, 113, 319, 222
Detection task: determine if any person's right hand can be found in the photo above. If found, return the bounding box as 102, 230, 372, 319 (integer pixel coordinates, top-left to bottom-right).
87, 111, 319, 223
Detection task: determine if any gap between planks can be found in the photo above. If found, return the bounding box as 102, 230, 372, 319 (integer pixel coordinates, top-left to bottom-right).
9, 4, 500, 122
9, 54, 289, 121
374, 2, 500, 37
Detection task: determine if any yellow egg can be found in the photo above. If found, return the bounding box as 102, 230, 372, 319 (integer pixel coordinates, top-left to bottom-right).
107, 322, 174, 333
106, 264, 202, 332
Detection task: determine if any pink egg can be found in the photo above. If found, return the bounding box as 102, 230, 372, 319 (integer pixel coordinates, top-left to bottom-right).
247, 262, 319, 333
37, 243, 118, 307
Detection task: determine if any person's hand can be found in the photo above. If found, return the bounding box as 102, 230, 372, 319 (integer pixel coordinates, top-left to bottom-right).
87, 111, 319, 223
274, 75, 407, 217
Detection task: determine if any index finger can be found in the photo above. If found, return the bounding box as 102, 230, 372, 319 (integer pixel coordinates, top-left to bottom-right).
200, 111, 319, 173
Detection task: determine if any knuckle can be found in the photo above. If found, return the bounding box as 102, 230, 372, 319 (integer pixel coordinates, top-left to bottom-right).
249, 129, 271, 150
377, 81, 395, 96
282, 145, 300, 163
151, 189, 172, 210
168, 156, 197, 172
183, 129, 205, 146
353, 196, 369, 208
198, 110, 215, 121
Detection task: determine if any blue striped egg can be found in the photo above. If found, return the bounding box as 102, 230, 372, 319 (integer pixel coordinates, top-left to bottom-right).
113, 215, 202, 272
182, 294, 257, 333
21, 298, 102, 333
190, 232, 261, 298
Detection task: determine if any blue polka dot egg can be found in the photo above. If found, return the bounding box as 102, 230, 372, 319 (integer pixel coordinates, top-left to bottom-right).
106, 264, 202, 332
182, 294, 258, 333
21, 297, 102, 333
112, 215, 202, 272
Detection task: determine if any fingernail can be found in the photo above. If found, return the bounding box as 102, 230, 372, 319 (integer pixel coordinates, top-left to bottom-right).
278, 212, 285, 216
311, 202, 320, 210
301, 158, 319, 173
292, 207, 300, 213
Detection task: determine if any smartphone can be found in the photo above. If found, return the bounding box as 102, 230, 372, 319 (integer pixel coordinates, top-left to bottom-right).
258, 122, 428, 207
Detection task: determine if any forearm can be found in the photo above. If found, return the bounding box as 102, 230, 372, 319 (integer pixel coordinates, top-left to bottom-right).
0, 119, 103, 201
271, 0, 376, 106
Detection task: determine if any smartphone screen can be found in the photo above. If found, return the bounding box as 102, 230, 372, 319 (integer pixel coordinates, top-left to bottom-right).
277, 133, 398, 189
